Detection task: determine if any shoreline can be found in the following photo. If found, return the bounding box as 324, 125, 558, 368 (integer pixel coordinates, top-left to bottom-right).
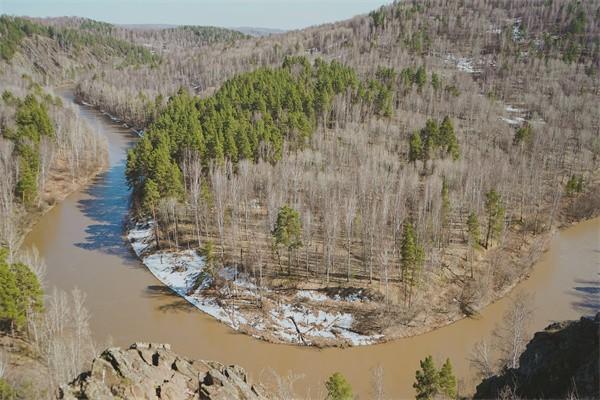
16, 161, 108, 252
126, 211, 598, 348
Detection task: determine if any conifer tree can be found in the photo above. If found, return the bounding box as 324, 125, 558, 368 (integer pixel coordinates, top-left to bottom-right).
143, 179, 162, 248
467, 211, 481, 249
484, 189, 505, 249
272, 205, 302, 274
11, 261, 44, 329
439, 116, 460, 160
325, 372, 353, 400
409, 132, 422, 166
415, 66, 427, 91
513, 122, 534, 147
438, 358, 457, 399
431, 72, 441, 91
0, 249, 21, 332
414, 355, 439, 400
441, 178, 451, 241
401, 222, 425, 307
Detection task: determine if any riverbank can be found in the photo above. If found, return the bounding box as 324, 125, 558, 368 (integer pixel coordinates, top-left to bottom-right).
127, 187, 599, 347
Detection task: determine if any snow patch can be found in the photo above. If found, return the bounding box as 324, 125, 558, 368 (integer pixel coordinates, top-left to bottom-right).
444, 54, 480, 74
296, 290, 329, 302
128, 221, 383, 346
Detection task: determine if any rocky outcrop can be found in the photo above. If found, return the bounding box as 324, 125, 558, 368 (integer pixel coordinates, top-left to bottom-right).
58, 343, 269, 400
475, 313, 600, 399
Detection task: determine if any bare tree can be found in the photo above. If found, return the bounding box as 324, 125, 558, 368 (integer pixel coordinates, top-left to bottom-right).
495, 292, 534, 370
371, 364, 385, 400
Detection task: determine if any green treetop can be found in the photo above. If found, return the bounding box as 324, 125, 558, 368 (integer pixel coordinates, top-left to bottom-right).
438, 358, 457, 398
401, 222, 425, 307
414, 355, 439, 400
325, 372, 353, 400
272, 205, 302, 274
484, 189, 505, 249
414, 356, 458, 400
467, 211, 481, 249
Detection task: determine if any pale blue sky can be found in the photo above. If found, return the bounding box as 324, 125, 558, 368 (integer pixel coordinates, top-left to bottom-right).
1, 0, 390, 30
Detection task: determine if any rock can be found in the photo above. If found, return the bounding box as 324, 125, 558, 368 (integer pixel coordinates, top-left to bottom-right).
58, 343, 269, 400
475, 313, 600, 399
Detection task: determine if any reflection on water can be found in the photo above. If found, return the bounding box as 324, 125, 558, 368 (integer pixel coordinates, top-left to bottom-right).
571, 276, 600, 315
22, 95, 600, 398
74, 163, 132, 256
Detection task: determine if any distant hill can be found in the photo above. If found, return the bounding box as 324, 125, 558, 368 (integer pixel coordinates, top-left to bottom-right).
233, 26, 286, 36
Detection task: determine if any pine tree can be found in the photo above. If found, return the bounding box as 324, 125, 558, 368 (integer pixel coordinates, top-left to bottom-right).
143, 179, 162, 249
438, 358, 457, 399
11, 261, 44, 329
414, 355, 439, 400
415, 66, 427, 91
431, 72, 441, 91
272, 205, 302, 274
325, 372, 353, 400
467, 212, 481, 249
513, 123, 534, 147
401, 222, 425, 307
16, 156, 38, 206
439, 116, 460, 160
565, 174, 584, 196
441, 178, 451, 242
0, 249, 20, 332
200, 240, 216, 278
409, 132, 422, 165
484, 189, 505, 249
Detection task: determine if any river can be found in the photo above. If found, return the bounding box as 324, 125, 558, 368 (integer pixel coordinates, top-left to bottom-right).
22, 93, 599, 398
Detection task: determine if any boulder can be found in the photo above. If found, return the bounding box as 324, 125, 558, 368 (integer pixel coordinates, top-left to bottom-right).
58, 343, 269, 400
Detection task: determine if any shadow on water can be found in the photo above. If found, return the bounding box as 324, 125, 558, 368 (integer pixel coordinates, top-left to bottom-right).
74, 161, 135, 260
570, 275, 600, 316
145, 285, 197, 313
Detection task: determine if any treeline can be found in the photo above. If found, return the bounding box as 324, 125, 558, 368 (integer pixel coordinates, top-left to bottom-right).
0, 15, 160, 66
163, 25, 248, 45
126, 57, 397, 207
0, 75, 106, 252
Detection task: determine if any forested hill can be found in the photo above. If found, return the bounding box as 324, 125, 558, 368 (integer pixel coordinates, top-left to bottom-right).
0, 15, 248, 83
119, 0, 599, 346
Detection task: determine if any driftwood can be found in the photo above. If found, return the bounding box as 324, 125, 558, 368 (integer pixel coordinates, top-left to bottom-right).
288, 317, 308, 345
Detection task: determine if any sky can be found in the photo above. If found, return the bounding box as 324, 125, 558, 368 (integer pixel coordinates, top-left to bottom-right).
1, 0, 390, 30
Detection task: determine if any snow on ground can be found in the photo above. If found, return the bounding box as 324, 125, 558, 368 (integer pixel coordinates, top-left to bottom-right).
128, 221, 383, 346
296, 290, 329, 302
500, 116, 526, 125
500, 103, 528, 126
333, 289, 368, 302
445, 54, 480, 74
506, 105, 525, 113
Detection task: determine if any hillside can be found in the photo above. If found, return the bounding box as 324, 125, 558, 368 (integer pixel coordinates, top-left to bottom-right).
0, 1, 598, 397
119, 0, 599, 345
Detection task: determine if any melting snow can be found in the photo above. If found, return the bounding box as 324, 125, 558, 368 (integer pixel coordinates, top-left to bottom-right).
127, 221, 383, 346
445, 54, 480, 73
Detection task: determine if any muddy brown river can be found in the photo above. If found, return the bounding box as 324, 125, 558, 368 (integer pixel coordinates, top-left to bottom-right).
23, 95, 599, 398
